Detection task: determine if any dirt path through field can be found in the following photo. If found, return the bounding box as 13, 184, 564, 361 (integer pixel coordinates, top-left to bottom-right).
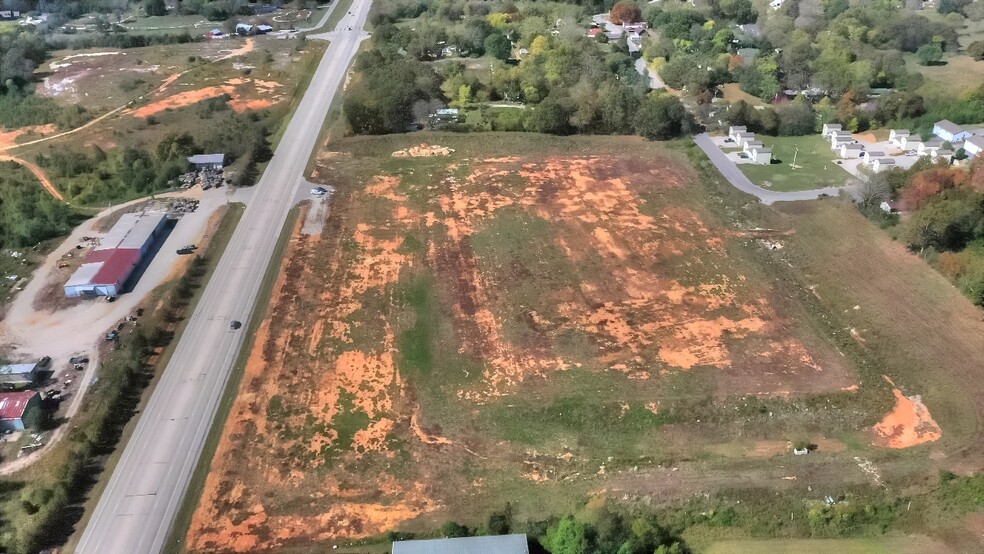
0, 154, 64, 201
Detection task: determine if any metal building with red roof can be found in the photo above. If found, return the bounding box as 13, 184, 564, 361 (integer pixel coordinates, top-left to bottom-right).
0, 391, 40, 432
64, 211, 168, 298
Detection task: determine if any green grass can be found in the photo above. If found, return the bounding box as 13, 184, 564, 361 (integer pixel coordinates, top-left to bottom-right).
705, 536, 956, 554
737, 135, 854, 192
161, 206, 299, 554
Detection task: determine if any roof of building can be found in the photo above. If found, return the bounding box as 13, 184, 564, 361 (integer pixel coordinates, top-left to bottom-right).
64, 262, 105, 288
891, 129, 910, 135
0, 391, 38, 420
965, 135, 984, 149
96, 212, 167, 252
866, 151, 885, 157
66, 212, 166, 291
755, 147, 772, 154
876, 158, 896, 164
257, 24, 273, 31
91, 249, 142, 286
934, 119, 963, 134
823, 123, 842, 129
0, 364, 37, 377
842, 143, 864, 149
392, 535, 529, 554
187, 153, 225, 165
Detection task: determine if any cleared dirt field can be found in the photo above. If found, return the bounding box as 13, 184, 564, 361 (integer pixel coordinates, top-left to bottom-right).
182, 134, 941, 552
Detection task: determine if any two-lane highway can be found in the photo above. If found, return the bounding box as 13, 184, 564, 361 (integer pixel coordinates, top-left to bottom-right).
76, 2, 372, 552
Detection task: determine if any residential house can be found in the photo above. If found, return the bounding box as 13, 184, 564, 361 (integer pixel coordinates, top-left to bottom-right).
392, 534, 529, 554
735, 132, 755, 148
742, 140, 763, 153
931, 149, 954, 162
0, 391, 40, 432
728, 126, 747, 141
900, 136, 922, 152
255, 24, 273, 34
933, 119, 972, 143
964, 135, 984, 157
750, 146, 772, 165
889, 129, 910, 146
236, 23, 253, 35
872, 158, 896, 172
917, 140, 943, 156
0, 363, 37, 388
821, 123, 842, 137
839, 143, 865, 158
863, 151, 885, 165
830, 132, 853, 150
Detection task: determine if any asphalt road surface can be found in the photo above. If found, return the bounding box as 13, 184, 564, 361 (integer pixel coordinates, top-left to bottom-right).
694, 133, 856, 204
75, 3, 371, 553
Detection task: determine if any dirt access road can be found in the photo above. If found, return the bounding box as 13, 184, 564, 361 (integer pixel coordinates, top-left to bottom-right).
75, 0, 370, 551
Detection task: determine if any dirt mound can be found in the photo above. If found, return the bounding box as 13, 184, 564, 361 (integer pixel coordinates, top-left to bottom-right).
873, 377, 941, 448
392, 144, 455, 158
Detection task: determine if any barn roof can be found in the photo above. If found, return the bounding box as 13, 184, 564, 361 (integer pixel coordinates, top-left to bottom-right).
0, 391, 38, 420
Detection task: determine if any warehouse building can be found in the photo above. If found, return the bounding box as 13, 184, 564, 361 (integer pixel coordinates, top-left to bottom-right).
0, 363, 38, 388
392, 534, 529, 554
64, 211, 169, 298
0, 391, 40, 432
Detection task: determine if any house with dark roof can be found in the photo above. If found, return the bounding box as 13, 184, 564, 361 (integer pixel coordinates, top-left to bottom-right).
392, 534, 529, 554
0, 391, 40, 431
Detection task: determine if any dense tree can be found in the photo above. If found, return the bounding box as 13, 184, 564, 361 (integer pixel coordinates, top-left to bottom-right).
610, 1, 642, 25
968, 40, 984, 61
634, 93, 695, 140
903, 189, 984, 252
144, 0, 167, 16
776, 97, 816, 135
484, 33, 512, 60
916, 43, 943, 66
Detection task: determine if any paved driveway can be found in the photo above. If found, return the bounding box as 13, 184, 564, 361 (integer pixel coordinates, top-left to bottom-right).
693, 133, 857, 204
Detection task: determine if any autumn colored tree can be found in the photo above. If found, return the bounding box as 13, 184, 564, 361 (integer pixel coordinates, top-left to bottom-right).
610, 1, 643, 25
900, 166, 970, 210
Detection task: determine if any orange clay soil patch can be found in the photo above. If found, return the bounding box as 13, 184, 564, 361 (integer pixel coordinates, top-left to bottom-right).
130, 77, 283, 117
425, 156, 847, 399
0, 124, 56, 149
873, 376, 941, 448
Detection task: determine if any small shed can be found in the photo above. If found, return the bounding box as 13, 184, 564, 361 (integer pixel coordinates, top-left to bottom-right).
256, 24, 274, 34
0, 363, 38, 388
236, 23, 253, 35
187, 153, 225, 170
0, 391, 40, 432
392, 534, 529, 554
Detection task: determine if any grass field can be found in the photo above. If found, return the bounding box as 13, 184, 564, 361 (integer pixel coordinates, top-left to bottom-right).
738, 135, 854, 191
719, 83, 766, 107
706, 536, 956, 554
179, 133, 975, 552
908, 53, 984, 101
